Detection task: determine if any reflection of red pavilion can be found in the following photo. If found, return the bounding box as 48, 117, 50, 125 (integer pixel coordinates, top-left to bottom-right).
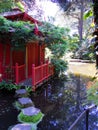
0, 10, 54, 90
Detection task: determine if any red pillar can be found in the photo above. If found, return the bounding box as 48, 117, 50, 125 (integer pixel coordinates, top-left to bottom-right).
32, 64, 36, 91
15, 63, 19, 84
41, 62, 43, 81
0, 62, 2, 82
32, 64, 35, 86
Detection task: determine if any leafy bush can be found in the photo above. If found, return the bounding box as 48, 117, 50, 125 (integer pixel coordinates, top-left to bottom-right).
51, 58, 68, 76
0, 16, 36, 47
0, 80, 21, 91
87, 81, 98, 105
0, 0, 14, 13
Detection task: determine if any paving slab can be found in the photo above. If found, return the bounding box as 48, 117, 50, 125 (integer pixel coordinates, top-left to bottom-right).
15, 89, 28, 97
22, 106, 40, 116
11, 123, 32, 130
18, 97, 34, 107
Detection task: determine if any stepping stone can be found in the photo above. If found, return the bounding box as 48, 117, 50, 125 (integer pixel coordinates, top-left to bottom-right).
11, 123, 32, 130
18, 97, 34, 108
22, 106, 40, 116
15, 89, 28, 97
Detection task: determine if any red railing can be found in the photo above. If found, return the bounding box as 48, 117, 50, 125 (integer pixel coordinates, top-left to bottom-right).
32, 62, 54, 86
0, 62, 2, 82
0, 62, 26, 84
0, 62, 15, 82
0, 61, 54, 87
14, 63, 26, 84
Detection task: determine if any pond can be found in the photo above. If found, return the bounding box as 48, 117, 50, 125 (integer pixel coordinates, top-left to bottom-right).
0, 74, 98, 130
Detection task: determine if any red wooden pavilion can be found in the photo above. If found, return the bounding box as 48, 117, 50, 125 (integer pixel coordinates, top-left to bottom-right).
0, 10, 54, 90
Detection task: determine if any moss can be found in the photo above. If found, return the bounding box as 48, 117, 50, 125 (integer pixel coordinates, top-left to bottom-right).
18, 111, 44, 124
87, 81, 98, 105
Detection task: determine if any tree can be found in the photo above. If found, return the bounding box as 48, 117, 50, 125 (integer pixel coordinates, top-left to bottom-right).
0, 0, 14, 12
0, 0, 26, 12
56, 0, 94, 60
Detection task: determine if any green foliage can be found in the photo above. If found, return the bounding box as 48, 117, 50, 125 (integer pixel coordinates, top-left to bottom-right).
83, 9, 93, 20
0, 80, 17, 90
39, 22, 70, 45
0, 0, 15, 13
49, 43, 67, 58
0, 17, 69, 48
0, 0, 25, 13
18, 111, 44, 123
25, 86, 32, 93
0, 16, 11, 32
68, 36, 80, 52
16, 2, 25, 12
51, 58, 68, 76
87, 81, 98, 105
39, 22, 69, 76
0, 16, 36, 47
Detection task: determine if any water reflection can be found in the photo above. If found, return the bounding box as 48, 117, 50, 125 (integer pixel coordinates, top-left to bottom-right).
0, 74, 98, 130
31, 74, 93, 130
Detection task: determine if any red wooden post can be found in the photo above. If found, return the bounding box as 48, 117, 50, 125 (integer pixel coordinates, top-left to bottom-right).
15, 63, 19, 84
41, 62, 43, 80
0, 62, 2, 82
32, 64, 35, 86
46, 61, 49, 77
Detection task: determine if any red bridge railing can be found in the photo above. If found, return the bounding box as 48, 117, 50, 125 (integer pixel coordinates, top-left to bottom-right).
32, 62, 54, 86
0, 62, 26, 84
0, 62, 54, 87
14, 63, 26, 84
0, 62, 15, 82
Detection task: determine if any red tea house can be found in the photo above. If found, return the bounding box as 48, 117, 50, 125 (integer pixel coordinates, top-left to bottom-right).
0, 10, 54, 90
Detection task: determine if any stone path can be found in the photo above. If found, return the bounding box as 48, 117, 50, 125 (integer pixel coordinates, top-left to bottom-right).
15, 89, 29, 97
18, 97, 34, 108
11, 88, 43, 130
12, 123, 32, 130
22, 106, 40, 116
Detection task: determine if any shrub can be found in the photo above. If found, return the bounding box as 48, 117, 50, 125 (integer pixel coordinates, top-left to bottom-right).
87, 81, 98, 105
0, 80, 21, 91
51, 58, 68, 76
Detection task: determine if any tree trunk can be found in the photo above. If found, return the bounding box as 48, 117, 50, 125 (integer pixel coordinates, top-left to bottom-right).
78, 0, 84, 43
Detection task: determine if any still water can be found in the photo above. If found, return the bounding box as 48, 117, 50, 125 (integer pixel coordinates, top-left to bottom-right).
0, 74, 98, 130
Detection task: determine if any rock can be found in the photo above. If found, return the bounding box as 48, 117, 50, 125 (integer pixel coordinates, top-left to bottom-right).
18, 97, 34, 108
22, 106, 40, 116
11, 123, 32, 130
15, 89, 28, 97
